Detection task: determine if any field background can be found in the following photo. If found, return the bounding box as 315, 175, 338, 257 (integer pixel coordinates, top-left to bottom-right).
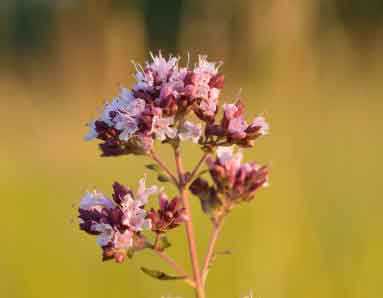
1, 1, 382, 297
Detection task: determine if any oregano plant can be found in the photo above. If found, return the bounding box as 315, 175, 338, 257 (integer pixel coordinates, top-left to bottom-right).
78, 53, 269, 298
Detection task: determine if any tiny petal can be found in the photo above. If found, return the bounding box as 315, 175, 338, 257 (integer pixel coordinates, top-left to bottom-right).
250, 116, 269, 135
84, 121, 98, 141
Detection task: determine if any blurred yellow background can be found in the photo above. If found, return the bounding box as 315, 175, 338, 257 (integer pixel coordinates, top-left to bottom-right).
1, 1, 382, 297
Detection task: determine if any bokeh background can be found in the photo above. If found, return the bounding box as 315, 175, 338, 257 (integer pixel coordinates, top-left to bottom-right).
1, 0, 382, 297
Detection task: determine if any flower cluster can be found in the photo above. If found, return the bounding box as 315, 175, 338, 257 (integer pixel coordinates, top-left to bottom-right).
78, 177, 159, 262
85, 53, 224, 156
78, 52, 270, 295
205, 100, 269, 148
147, 193, 188, 234
190, 146, 268, 215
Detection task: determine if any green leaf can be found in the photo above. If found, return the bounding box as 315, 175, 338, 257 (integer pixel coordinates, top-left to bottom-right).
157, 174, 171, 183
145, 164, 162, 172
140, 267, 186, 281
156, 236, 171, 251
126, 249, 135, 259
195, 169, 209, 178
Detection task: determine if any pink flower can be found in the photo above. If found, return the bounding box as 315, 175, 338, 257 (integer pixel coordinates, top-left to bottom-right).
113, 230, 133, 249
151, 115, 177, 141
248, 116, 269, 136
79, 191, 115, 211
78, 178, 158, 262
147, 193, 188, 234
205, 146, 269, 202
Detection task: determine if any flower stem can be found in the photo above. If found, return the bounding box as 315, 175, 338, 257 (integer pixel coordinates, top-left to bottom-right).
187, 152, 209, 185
149, 149, 179, 186
152, 248, 196, 288
201, 217, 224, 285
174, 147, 205, 298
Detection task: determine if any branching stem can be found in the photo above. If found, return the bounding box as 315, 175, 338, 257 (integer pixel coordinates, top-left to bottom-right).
201, 217, 225, 285
174, 147, 205, 298
152, 248, 196, 288
149, 149, 179, 186
186, 152, 209, 185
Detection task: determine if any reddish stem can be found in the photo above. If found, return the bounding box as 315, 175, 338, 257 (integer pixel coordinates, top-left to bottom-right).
174, 147, 205, 298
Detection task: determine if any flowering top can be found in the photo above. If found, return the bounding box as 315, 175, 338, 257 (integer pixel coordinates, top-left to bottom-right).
147, 193, 188, 234
205, 100, 269, 148
85, 53, 224, 156
78, 177, 158, 262
78, 52, 270, 293
190, 146, 269, 217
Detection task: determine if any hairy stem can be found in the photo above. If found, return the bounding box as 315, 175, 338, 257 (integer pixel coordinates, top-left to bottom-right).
202, 218, 225, 285
174, 147, 205, 298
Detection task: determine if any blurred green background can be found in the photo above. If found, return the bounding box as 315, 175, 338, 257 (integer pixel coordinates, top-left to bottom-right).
1, 0, 382, 297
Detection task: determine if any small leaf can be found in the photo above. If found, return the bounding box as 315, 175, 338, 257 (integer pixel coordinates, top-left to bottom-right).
196, 169, 209, 178
157, 174, 171, 183
145, 164, 162, 172
126, 249, 135, 259
140, 267, 186, 281
200, 189, 222, 215
156, 236, 171, 251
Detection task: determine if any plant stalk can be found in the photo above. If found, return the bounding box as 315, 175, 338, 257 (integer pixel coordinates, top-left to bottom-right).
152, 248, 196, 288
201, 217, 224, 285
174, 147, 205, 298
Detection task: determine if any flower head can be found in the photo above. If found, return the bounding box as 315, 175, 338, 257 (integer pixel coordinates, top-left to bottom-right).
85, 53, 226, 156
205, 100, 269, 147
147, 193, 188, 234
78, 177, 158, 262
202, 146, 268, 203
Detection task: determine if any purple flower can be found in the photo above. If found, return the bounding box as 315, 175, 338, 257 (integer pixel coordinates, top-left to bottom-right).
84, 53, 226, 156
147, 193, 188, 234
151, 115, 177, 141
205, 146, 269, 202
205, 100, 269, 147
247, 116, 269, 136
78, 177, 158, 262
190, 56, 224, 122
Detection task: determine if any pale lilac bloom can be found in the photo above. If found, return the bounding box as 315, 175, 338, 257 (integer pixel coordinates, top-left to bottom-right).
113, 98, 146, 141
199, 96, 218, 117
116, 117, 138, 141
192, 56, 222, 118
223, 103, 248, 137
133, 53, 180, 91
118, 87, 135, 103
178, 121, 202, 143
216, 146, 243, 170
134, 71, 154, 91
194, 55, 221, 76
147, 52, 179, 83
120, 194, 152, 231
93, 223, 115, 247
228, 117, 247, 136
209, 88, 220, 100
136, 176, 159, 205
113, 230, 133, 249
120, 176, 157, 231
250, 116, 269, 136
79, 190, 115, 211
223, 103, 239, 119
100, 96, 130, 126
151, 115, 177, 141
